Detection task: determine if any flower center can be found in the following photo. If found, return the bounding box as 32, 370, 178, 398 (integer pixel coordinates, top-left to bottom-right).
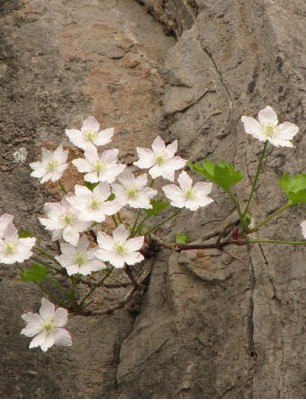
184, 188, 195, 200
61, 212, 75, 226
75, 253, 86, 266
47, 159, 58, 172
89, 196, 101, 210
4, 241, 17, 255
84, 130, 97, 142
264, 124, 277, 138
92, 160, 106, 174
114, 242, 126, 255
155, 154, 165, 166
42, 321, 54, 332
127, 186, 138, 200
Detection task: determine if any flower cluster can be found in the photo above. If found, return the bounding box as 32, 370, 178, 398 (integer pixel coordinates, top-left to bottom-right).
10, 115, 214, 351
1, 106, 304, 353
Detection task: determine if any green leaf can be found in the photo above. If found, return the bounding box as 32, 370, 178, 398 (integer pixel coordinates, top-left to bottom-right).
279, 173, 306, 205
84, 181, 99, 191
20, 263, 48, 282
175, 232, 190, 244
188, 160, 243, 191
144, 199, 170, 216
107, 193, 115, 201
18, 229, 33, 238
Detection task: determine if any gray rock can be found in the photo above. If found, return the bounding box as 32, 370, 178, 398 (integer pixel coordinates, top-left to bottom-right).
2, 0, 306, 397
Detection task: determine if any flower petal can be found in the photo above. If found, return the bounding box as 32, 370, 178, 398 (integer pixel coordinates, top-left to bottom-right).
241, 116, 266, 142
94, 128, 114, 146
164, 140, 178, 158
29, 331, 49, 350
257, 105, 278, 126
72, 158, 91, 173
126, 236, 144, 252
65, 129, 83, 148
276, 122, 299, 141
151, 136, 166, 153
113, 225, 129, 243
134, 148, 155, 169
178, 171, 192, 190
53, 328, 72, 347
53, 308, 68, 328
81, 116, 100, 133
39, 298, 55, 321
97, 232, 114, 250
301, 221, 306, 239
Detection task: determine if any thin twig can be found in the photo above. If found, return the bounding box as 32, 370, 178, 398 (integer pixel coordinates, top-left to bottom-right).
87, 287, 137, 316
124, 264, 145, 289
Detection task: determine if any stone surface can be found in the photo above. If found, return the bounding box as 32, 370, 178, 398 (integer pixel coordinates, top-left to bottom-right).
0, 0, 174, 398
2, 0, 306, 398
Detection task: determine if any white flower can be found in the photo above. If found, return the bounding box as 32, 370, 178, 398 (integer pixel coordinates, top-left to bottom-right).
163, 171, 214, 211
300, 221, 306, 239
21, 298, 72, 352
134, 136, 186, 181
95, 225, 144, 269
112, 170, 157, 209
39, 197, 91, 246
29, 145, 68, 183
72, 146, 125, 183
0, 213, 14, 238
241, 105, 299, 147
55, 235, 106, 276
66, 183, 122, 223
0, 222, 36, 264
65, 116, 114, 150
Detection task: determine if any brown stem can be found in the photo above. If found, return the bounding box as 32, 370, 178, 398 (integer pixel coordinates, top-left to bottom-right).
150, 233, 246, 252
86, 287, 137, 316
124, 264, 145, 289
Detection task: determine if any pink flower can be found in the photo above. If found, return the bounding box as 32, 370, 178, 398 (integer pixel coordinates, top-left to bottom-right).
65, 116, 113, 150
55, 235, 106, 276
29, 145, 68, 183
112, 170, 157, 209
0, 222, 36, 264
241, 106, 299, 147
163, 171, 213, 211
21, 298, 72, 352
95, 225, 144, 268
72, 146, 125, 183
39, 197, 91, 246
134, 136, 186, 181
66, 183, 122, 223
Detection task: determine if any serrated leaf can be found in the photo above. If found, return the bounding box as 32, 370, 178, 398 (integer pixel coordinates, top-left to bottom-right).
175, 232, 190, 244
20, 263, 48, 282
84, 181, 99, 191
144, 199, 170, 216
18, 229, 33, 238
188, 160, 243, 190
279, 173, 306, 204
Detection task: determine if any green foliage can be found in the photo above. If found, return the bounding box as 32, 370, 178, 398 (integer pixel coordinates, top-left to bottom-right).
175, 232, 190, 244
18, 229, 33, 238
279, 173, 306, 205
20, 263, 48, 282
84, 181, 99, 191
107, 193, 115, 201
188, 160, 243, 191
144, 199, 170, 216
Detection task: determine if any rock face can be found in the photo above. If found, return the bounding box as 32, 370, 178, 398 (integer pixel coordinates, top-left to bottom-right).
1, 0, 306, 398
